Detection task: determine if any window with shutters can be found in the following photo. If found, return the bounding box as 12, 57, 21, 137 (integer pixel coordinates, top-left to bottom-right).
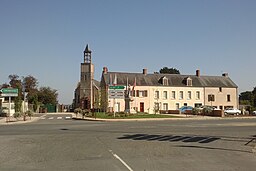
163, 103, 168, 110
187, 91, 192, 100
155, 91, 160, 99
179, 91, 184, 100
208, 94, 215, 102
171, 91, 176, 99
163, 91, 168, 99
136, 90, 148, 97
196, 91, 200, 100
176, 103, 180, 110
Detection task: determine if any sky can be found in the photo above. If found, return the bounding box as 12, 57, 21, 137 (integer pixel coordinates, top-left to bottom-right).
0, 0, 255, 104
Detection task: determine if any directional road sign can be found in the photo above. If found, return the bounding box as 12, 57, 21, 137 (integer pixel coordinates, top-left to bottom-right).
109, 85, 125, 90
0, 88, 18, 97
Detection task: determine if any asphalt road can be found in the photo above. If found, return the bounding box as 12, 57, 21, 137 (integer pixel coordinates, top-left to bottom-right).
0, 114, 256, 171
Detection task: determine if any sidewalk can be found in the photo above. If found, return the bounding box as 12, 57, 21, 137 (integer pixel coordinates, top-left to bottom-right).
0, 116, 42, 125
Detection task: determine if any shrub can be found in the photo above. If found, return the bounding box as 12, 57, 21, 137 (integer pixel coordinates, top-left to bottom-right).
26, 110, 34, 118
13, 112, 21, 119
192, 108, 200, 115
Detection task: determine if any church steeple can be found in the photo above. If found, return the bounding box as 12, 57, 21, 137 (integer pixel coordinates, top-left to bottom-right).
84, 44, 92, 63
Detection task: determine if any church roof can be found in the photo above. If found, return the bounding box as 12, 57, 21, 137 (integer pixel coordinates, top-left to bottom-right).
102, 72, 238, 88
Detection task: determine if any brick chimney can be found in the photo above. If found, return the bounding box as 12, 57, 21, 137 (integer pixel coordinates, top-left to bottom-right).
103, 67, 108, 74
143, 68, 147, 75
196, 70, 200, 77
222, 73, 228, 77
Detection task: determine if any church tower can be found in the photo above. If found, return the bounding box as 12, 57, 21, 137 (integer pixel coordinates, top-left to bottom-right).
80, 44, 94, 109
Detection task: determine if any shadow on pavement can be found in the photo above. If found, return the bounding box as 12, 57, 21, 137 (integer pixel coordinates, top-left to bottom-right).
118, 134, 220, 144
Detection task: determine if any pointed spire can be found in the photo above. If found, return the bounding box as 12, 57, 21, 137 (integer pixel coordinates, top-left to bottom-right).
84, 44, 91, 53
84, 44, 92, 63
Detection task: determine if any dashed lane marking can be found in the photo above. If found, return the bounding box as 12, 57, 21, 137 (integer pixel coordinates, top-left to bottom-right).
109, 149, 133, 171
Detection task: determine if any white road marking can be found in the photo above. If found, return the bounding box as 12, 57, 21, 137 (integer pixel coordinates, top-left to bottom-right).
41, 117, 46, 120
65, 116, 71, 119
49, 117, 54, 120
109, 150, 133, 171
57, 117, 62, 119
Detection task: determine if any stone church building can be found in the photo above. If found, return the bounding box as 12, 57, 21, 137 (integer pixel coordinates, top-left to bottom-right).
73, 45, 100, 110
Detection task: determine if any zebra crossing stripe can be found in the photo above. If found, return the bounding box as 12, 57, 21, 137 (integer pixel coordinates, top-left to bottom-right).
49, 117, 54, 120
57, 117, 62, 119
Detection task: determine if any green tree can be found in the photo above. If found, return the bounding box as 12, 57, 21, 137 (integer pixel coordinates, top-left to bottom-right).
9, 75, 21, 88
38, 87, 58, 105
23, 75, 38, 91
159, 67, 180, 74
252, 87, 256, 108
23, 75, 39, 111
8, 75, 23, 112
239, 88, 256, 110
239, 91, 253, 106
0, 83, 9, 88
14, 96, 22, 112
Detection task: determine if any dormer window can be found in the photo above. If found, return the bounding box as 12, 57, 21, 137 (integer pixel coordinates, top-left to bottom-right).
159, 76, 169, 86
186, 77, 192, 86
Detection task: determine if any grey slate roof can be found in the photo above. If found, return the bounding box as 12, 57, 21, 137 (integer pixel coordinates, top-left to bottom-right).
93, 79, 100, 89
102, 72, 238, 88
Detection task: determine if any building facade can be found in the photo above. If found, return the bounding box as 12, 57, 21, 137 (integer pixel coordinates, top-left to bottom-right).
101, 68, 238, 114
73, 45, 238, 114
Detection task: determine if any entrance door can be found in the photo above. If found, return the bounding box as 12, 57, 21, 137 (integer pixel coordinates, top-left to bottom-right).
140, 102, 144, 113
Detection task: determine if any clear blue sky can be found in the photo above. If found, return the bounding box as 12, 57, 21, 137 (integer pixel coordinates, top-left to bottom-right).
0, 0, 255, 104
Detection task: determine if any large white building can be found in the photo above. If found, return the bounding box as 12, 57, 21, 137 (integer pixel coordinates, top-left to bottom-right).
101, 68, 238, 114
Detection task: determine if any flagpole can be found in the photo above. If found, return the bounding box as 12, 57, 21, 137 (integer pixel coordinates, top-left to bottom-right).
134, 77, 136, 113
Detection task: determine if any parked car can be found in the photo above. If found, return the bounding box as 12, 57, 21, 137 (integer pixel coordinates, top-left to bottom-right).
224, 108, 241, 115
194, 105, 215, 114
252, 111, 256, 115
179, 106, 193, 114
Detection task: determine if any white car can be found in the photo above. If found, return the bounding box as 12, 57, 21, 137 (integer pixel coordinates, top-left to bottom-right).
253, 111, 256, 115
224, 108, 241, 115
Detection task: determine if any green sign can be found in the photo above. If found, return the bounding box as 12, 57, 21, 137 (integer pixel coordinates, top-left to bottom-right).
109, 85, 125, 90
0, 88, 18, 94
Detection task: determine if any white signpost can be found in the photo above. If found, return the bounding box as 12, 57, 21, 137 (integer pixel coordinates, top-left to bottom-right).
108, 86, 125, 99
108, 86, 125, 117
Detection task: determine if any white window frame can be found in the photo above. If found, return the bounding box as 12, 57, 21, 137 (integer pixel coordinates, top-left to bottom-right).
196, 91, 200, 100
155, 91, 159, 99
171, 91, 176, 99
176, 103, 180, 110
163, 91, 168, 100
179, 91, 184, 100
188, 91, 192, 100
163, 77, 168, 86
163, 103, 168, 110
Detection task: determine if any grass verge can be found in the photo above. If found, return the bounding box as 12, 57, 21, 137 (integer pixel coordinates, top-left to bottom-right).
88, 112, 181, 119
